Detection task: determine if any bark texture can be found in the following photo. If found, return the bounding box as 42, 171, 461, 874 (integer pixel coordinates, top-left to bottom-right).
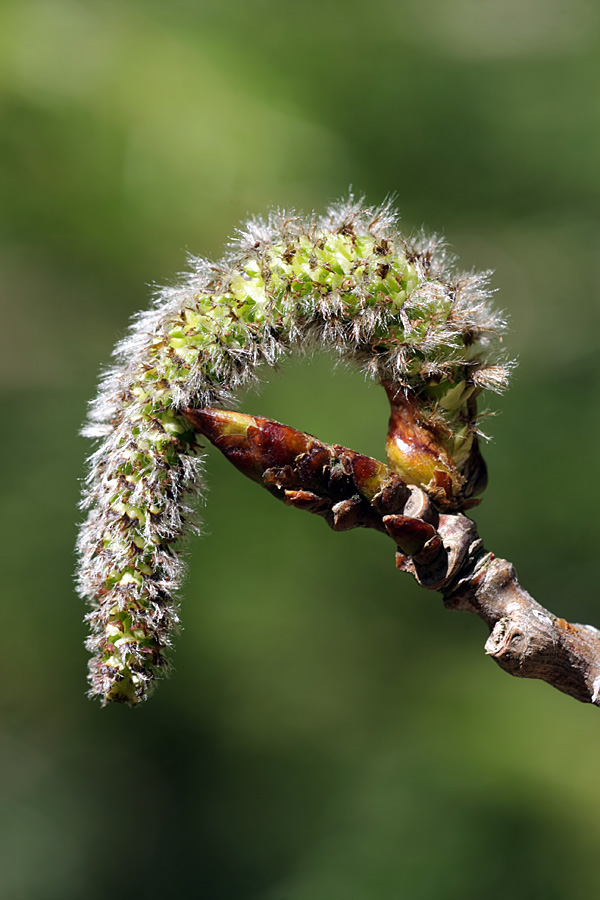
185, 406, 600, 708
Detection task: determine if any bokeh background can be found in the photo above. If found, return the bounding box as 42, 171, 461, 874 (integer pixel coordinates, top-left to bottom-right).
2, 0, 600, 897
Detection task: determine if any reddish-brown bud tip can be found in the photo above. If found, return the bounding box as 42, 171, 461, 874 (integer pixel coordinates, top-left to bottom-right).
183, 407, 315, 484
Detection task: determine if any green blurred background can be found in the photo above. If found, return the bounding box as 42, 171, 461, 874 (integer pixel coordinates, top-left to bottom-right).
2, 0, 600, 897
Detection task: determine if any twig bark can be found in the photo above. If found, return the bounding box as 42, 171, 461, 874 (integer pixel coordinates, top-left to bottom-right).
184, 407, 600, 708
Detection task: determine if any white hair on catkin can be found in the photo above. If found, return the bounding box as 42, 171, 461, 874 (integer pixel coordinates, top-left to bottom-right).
78, 197, 510, 705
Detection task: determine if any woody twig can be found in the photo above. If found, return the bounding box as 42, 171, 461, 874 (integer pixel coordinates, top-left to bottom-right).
185, 406, 600, 708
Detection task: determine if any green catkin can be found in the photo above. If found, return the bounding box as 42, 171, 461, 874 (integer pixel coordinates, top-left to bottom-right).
78, 198, 510, 705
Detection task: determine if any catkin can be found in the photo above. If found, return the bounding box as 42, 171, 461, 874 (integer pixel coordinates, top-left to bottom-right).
78, 198, 509, 704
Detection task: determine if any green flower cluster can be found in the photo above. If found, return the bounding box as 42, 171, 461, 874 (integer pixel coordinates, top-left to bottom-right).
78, 199, 509, 704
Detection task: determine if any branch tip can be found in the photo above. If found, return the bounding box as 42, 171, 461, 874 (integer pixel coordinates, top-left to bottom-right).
190, 407, 600, 709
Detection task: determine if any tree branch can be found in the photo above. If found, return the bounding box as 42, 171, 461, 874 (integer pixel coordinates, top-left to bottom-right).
184, 406, 600, 708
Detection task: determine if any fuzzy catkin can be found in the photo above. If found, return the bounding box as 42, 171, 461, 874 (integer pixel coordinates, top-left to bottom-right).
78, 198, 510, 705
